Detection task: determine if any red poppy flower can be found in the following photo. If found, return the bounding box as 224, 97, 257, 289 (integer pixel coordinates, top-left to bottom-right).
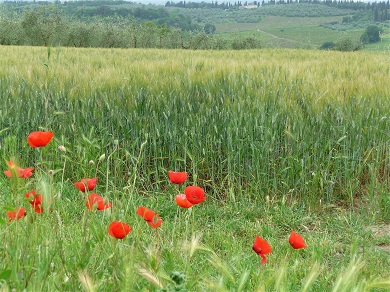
253, 236, 272, 265
86, 193, 112, 210
27, 131, 54, 148
74, 178, 97, 192
168, 170, 188, 184
6, 208, 26, 221
184, 186, 206, 205
289, 230, 307, 249
146, 216, 163, 228
175, 194, 193, 208
25, 190, 44, 213
25, 190, 42, 205
136, 206, 163, 229
4, 161, 34, 178
33, 205, 44, 214
108, 221, 132, 239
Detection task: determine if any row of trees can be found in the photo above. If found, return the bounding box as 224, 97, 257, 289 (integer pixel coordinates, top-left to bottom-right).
2, 10, 375, 51
0, 9, 253, 49
165, 1, 259, 8
165, 0, 390, 22
2, 1, 203, 31
271, 0, 390, 21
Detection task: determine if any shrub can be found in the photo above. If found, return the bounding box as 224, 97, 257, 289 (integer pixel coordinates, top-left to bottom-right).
319, 41, 336, 50
360, 25, 382, 44
334, 37, 362, 51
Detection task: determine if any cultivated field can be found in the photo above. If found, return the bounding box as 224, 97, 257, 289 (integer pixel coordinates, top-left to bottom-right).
215, 16, 373, 49
0, 46, 389, 291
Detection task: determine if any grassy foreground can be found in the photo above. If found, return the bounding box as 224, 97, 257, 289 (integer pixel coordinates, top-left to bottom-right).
0, 46, 389, 291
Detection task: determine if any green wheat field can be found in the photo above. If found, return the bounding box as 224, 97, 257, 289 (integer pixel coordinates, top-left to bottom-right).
0, 45, 389, 291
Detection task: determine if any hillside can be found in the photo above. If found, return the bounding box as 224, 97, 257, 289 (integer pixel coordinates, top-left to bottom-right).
0, 0, 389, 50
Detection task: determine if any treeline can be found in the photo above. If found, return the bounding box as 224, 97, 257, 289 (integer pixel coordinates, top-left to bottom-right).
166, 0, 390, 21
269, 0, 389, 22
2, 1, 200, 31
0, 8, 258, 49
322, 0, 390, 21
165, 1, 245, 9
69, 6, 200, 31
0, 11, 180, 48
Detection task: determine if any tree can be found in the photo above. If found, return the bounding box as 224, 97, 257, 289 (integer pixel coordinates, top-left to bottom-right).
21, 8, 63, 46
334, 37, 362, 51
204, 23, 216, 34
360, 25, 382, 44
319, 41, 335, 50
0, 19, 24, 45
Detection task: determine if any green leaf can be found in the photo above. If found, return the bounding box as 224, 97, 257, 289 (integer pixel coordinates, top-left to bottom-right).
0, 269, 11, 280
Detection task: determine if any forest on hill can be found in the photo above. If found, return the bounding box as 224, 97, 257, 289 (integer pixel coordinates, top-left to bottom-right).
0, 0, 389, 50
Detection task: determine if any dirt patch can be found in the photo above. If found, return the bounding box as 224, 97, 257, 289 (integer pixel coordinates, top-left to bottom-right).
376, 244, 390, 251
371, 224, 390, 252
371, 225, 390, 237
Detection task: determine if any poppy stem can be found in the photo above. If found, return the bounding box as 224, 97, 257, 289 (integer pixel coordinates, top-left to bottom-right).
191, 205, 195, 235
60, 156, 67, 193
82, 208, 89, 246
155, 228, 160, 272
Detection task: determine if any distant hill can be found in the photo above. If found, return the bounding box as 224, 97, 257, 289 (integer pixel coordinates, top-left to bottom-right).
0, 0, 388, 50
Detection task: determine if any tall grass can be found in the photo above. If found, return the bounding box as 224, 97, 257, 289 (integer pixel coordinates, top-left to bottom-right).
0, 46, 389, 290
1, 46, 388, 204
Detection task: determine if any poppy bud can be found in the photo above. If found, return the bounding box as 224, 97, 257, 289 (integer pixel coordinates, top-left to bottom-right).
98, 154, 106, 162
58, 145, 66, 152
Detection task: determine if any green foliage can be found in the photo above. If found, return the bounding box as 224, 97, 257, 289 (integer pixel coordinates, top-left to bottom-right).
204, 23, 216, 34
231, 36, 260, 49
360, 25, 382, 44
334, 37, 362, 51
157, 271, 187, 291
319, 41, 335, 50
0, 18, 24, 45
259, 3, 351, 17
0, 1, 389, 50
21, 7, 64, 46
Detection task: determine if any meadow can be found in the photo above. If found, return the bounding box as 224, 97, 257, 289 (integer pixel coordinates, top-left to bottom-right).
0, 45, 389, 291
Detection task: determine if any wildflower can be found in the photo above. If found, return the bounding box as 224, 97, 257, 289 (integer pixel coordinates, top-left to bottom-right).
74, 178, 97, 192
4, 161, 34, 178
6, 208, 26, 221
184, 186, 206, 205
289, 230, 307, 249
175, 194, 193, 208
33, 205, 44, 214
86, 193, 112, 210
27, 131, 54, 148
253, 236, 272, 264
108, 221, 132, 239
168, 170, 188, 184
136, 206, 162, 228
25, 190, 44, 213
